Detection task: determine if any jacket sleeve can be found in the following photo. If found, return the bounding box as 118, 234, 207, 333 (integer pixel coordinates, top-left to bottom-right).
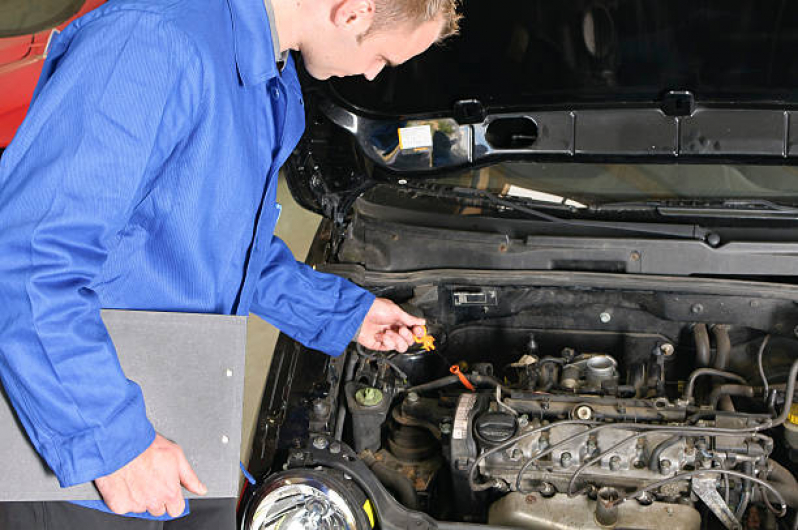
250, 235, 376, 356
0, 11, 202, 487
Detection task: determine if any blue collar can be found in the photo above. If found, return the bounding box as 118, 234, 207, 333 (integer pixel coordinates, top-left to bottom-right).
226, 0, 280, 86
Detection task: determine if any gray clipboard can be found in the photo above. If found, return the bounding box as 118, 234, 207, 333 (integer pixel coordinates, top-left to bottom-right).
0, 310, 247, 501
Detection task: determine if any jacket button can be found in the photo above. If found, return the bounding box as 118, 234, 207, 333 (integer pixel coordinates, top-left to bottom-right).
271, 87, 280, 99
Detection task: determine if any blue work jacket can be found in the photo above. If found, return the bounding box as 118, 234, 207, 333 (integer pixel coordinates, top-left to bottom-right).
0, 0, 375, 519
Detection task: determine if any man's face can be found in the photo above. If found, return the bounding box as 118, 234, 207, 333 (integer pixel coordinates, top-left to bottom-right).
302, 13, 444, 81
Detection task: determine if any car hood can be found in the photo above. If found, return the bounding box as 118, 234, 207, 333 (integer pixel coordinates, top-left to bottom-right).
286, 0, 798, 220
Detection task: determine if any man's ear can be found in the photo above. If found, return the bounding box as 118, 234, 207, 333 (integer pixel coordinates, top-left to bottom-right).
331, 0, 376, 35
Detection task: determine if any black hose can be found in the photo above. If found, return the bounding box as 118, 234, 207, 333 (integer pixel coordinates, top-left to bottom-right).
648, 435, 682, 471
709, 384, 755, 410
694, 323, 711, 368
361, 453, 419, 510
757, 335, 772, 399
735, 462, 753, 520
772, 358, 798, 428
712, 325, 731, 370
406, 373, 507, 395
683, 368, 747, 402
335, 350, 360, 440
766, 459, 798, 508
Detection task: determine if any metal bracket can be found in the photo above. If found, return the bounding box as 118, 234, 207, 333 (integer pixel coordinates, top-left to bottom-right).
692, 476, 741, 530
293, 437, 512, 530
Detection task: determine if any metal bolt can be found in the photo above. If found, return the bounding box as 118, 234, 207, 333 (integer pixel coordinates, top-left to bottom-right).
560, 452, 573, 467
313, 436, 329, 450
575, 405, 593, 420
660, 459, 672, 475
398, 179, 408, 185
659, 343, 675, 356
221, 435, 229, 445
329, 442, 341, 454
630, 251, 641, 262
291, 450, 304, 460
407, 392, 420, 403
440, 422, 452, 435
540, 482, 556, 497
599, 312, 612, 323
538, 434, 549, 450
636, 491, 654, 505
225, 369, 233, 377
609, 456, 621, 471
313, 399, 330, 417
518, 415, 529, 428
691, 304, 704, 314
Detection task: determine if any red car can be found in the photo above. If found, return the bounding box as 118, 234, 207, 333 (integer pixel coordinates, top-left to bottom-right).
0, 0, 105, 148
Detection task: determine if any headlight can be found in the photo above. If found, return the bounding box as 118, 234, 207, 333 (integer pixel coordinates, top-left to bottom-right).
243, 469, 375, 530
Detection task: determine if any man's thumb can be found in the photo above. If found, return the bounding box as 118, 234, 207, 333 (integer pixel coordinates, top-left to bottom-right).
178, 455, 207, 496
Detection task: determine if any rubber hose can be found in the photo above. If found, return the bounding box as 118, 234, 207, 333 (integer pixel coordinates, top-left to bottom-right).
766, 459, 798, 508
407, 374, 507, 395
682, 368, 747, 402
693, 323, 711, 368
364, 458, 419, 510
648, 435, 682, 471
712, 325, 731, 370
709, 384, 754, 410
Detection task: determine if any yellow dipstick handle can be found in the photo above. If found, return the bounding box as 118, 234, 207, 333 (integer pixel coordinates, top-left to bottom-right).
413, 325, 436, 351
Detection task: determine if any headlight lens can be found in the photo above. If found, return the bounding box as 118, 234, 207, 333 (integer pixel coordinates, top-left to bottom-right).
244, 469, 373, 530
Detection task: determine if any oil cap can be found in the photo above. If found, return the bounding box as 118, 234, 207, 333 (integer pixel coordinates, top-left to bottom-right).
474, 412, 517, 445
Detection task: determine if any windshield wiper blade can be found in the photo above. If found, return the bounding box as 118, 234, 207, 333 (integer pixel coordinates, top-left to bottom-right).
596, 199, 798, 218
446, 187, 719, 245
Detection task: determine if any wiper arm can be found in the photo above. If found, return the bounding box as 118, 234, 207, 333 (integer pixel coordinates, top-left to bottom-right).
447, 187, 719, 245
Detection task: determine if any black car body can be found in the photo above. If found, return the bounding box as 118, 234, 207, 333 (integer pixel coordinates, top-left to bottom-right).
238, 2, 798, 528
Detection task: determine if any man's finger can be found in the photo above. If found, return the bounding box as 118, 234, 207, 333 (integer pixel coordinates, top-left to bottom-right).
396, 326, 414, 345
383, 330, 408, 352
178, 452, 207, 496
147, 500, 166, 517
378, 332, 397, 352
411, 325, 427, 337
397, 310, 425, 328
165, 495, 186, 518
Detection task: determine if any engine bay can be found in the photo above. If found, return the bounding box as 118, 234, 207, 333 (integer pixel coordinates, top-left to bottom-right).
246, 275, 798, 530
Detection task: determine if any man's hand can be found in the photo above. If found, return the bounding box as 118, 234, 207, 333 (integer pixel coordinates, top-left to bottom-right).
95, 433, 207, 517
357, 298, 426, 352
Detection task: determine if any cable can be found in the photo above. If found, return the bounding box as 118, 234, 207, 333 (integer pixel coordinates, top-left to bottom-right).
648, 435, 682, 471
757, 335, 771, 401
470, 359, 798, 493
610, 469, 787, 518
355, 343, 409, 382
566, 431, 646, 496
467, 419, 599, 492
512, 421, 773, 493
683, 368, 747, 402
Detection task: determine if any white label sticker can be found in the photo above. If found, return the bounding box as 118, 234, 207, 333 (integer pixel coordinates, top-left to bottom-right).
398, 125, 433, 150
452, 393, 478, 440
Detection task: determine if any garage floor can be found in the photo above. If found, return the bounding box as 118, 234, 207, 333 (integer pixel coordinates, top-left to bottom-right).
240, 174, 321, 472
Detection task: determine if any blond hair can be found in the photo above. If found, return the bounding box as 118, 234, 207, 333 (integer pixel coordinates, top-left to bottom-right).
363, 0, 462, 42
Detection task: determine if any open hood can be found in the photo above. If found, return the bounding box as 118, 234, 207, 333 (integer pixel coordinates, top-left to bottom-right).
286, 0, 798, 220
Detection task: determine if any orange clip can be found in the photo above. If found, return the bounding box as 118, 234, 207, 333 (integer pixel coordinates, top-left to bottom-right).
413, 325, 436, 352
450, 365, 475, 391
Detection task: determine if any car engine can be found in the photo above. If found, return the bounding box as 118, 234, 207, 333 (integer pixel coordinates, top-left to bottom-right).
327, 284, 798, 530
243, 280, 798, 530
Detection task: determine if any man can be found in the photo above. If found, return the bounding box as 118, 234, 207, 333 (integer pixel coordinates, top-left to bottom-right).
0, 0, 460, 527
